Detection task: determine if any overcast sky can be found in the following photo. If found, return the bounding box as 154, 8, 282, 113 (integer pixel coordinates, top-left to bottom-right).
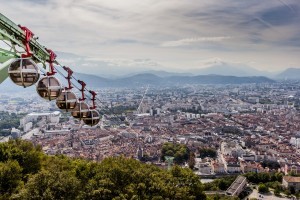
1, 0, 300, 73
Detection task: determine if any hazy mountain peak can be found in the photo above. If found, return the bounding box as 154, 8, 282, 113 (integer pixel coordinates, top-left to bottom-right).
190, 60, 270, 77
276, 68, 300, 80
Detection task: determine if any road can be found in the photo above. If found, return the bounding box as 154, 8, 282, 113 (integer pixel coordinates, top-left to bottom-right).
0, 136, 9, 143
248, 189, 290, 200
0, 128, 39, 142
21, 128, 39, 140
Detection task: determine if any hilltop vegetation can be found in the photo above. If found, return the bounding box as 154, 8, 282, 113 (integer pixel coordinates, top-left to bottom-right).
0, 140, 206, 200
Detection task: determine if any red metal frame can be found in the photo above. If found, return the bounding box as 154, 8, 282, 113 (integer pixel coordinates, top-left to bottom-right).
63, 66, 73, 90
19, 25, 34, 58
78, 80, 86, 101
46, 49, 57, 76
89, 90, 97, 109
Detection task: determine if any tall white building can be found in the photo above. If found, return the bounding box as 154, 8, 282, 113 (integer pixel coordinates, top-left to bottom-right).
23, 122, 33, 132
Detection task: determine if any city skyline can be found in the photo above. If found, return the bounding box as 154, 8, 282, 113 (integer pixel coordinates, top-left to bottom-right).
0, 0, 299, 73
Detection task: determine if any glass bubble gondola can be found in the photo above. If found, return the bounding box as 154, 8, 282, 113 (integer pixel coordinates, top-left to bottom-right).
36, 76, 62, 101
56, 90, 77, 112
83, 110, 100, 126
71, 101, 89, 120
8, 58, 40, 87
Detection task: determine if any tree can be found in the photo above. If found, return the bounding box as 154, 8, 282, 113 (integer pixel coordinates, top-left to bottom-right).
161, 143, 190, 164
274, 188, 281, 196
0, 140, 207, 200
218, 179, 229, 191
0, 160, 23, 197
290, 186, 296, 194
198, 148, 217, 158
170, 165, 206, 199
258, 184, 269, 193
15, 170, 80, 200
203, 176, 236, 191
289, 171, 298, 176
0, 139, 43, 175
188, 152, 196, 169
261, 160, 280, 170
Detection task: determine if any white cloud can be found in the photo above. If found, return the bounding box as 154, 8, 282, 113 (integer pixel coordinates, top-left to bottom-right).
104, 58, 161, 68
161, 36, 232, 47
0, 0, 299, 72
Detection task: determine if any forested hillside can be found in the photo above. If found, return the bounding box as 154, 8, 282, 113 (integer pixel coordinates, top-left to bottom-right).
0, 140, 206, 200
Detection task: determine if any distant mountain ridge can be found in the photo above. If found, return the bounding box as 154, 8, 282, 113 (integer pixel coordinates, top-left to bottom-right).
55, 51, 297, 79
121, 70, 193, 78
276, 68, 300, 80
73, 72, 275, 88
0, 70, 281, 94
190, 60, 271, 77
0, 72, 275, 92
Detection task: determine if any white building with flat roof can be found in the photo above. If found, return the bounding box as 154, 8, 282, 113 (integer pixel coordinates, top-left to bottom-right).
20, 111, 61, 128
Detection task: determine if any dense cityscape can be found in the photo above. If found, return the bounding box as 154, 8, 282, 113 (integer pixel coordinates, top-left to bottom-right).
1, 81, 300, 198
1, 0, 300, 199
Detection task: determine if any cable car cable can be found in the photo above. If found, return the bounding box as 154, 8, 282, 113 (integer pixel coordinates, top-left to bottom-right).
37, 64, 98, 109
53, 65, 103, 109
53, 66, 124, 119
54, 61, 105, 105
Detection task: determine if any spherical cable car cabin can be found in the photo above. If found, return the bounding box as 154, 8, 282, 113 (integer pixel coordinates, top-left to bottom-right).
56, 67, 77, 111
71, 80, 89, 120
56, 90, 77, 111
82, 90, 100, 126
36, 49, 62, 101
83, 109, 100, 126
8, 58, 40, 87
71, 101, 90, 119
8, 27, 40, 88
36, 76, 62, 100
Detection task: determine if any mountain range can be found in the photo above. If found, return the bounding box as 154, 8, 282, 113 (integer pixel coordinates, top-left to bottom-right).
0, 51, 299, 92
70, 73, 275, 88
0, 72, 274, 93
120, 65, 300, 80
189, 60, 271, 77
54, 52, 300, 79
276, 68, 300, 80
